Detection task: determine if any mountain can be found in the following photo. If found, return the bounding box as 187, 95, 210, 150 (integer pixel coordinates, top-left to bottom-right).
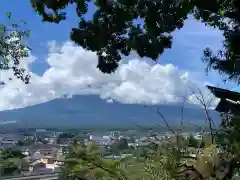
0, 95, 221, 128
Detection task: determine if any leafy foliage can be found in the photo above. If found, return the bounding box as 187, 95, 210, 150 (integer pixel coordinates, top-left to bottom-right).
0, 158, 29, 177
132, 137, 240, 180
216, 115, 240, 178
187, 135, 200, 148
61, 135, 240, 180
29, 0, 240, 83
0, 148, 25, 160
217, 114, 240, 153
110, 138, 129, 155
30, 0, 193, 73
192, 0, 240, 83
60, 141, 127, 180
0, 161, 18, 176
0, 12, 31, 84
0, 148, 27, 177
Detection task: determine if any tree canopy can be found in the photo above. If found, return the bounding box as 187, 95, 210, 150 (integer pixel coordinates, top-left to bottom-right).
0, 148, 25, 160
29, 0, 240, 83
198, 0, 240, 83
30, 0, 193, 74
0, 12, 30, 84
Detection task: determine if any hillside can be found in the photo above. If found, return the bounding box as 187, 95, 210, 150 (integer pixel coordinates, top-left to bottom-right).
0, 95, 220, 128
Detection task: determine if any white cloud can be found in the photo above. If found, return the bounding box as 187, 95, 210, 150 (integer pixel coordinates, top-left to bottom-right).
0, 41, 218, 111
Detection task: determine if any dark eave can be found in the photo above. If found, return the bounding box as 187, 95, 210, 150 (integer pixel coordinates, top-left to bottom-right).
216, 99, 240, 114
207, 85, 240, 114
207, 85, 240, 101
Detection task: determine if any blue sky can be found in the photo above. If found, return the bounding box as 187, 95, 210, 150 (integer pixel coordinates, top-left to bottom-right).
0, 1, 222, 76
0, 0, 237, 111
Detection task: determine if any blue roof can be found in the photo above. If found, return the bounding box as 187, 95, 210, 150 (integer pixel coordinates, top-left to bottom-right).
103, 155, 121, 159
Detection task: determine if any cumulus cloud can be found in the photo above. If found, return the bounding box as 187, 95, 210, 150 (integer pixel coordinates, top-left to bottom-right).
0, 41, 218, 111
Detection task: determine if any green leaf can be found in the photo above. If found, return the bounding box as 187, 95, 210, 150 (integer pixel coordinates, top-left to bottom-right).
11, 23, 19, 28
6, 12, 12, 19
218, 9, 225, 16
21, 20, 27, 25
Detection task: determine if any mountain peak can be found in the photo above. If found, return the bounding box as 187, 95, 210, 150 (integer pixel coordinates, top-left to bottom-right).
0, 95, 220, 128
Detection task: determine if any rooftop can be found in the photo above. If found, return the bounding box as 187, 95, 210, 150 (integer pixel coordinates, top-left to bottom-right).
207, 85, 240, 101
207, 85, 240, 114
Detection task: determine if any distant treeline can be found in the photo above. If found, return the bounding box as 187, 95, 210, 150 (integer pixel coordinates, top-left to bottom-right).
1, 124, 212, 134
